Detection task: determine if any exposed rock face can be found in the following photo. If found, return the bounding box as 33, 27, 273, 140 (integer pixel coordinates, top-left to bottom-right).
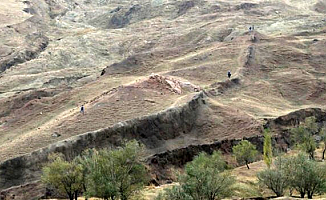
236, 3, 258, 10
147, 134, 290, 182
314, 0, 326, 13
265, 108, 326, 130
209, 78, 241, 95
2, 105, 326, 198
0, 92, 204, 189
0, 181, 45, 200
0, 0, 50, 73
177, 1, 195, 16
0, 34, 49, 73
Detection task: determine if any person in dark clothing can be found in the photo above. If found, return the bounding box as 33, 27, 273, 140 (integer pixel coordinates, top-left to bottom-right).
227, 70, 231, 79
101, 69, 106, 76
80, 105, 84, 115
249, 26, 252, 31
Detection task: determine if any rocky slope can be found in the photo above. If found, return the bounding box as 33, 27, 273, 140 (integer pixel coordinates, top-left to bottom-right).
0, 0, 326, 197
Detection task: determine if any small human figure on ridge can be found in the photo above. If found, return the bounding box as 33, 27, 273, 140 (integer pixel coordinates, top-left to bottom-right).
80, 105, 85, 115
227, 70, 231, 79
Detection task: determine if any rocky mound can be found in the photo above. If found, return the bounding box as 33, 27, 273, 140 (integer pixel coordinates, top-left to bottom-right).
314, 0, 326, 13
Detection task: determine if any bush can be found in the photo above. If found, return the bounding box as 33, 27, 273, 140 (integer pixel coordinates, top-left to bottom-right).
284, 153, 326, 198
156, 151, 235, 200
257, 156, 289, 197
156, 185, 193, 200
258, 153, 326, 199
291, 117, 318, 159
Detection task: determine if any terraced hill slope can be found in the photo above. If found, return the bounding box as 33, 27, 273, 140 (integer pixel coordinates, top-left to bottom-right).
0, 0, 326, 194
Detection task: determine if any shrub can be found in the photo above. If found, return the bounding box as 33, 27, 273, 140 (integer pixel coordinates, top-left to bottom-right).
156, 151, 235, 200
257, 156, 289, 197
284, 153, 326, 198
291, 117, 318, 159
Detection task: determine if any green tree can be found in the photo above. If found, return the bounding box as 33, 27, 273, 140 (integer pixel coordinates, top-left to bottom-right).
291, 117, 318, 159
284, 153, 326, 198
263, 129, 273, 168
320, 127, 326, 160
42, 153, 83, 200
156, 151, 235, 200
257, 156, 289, 197
86, 140, 148, 200
304, 116, 318, 134
86, 149, 119, 200
233, 140, 258, 169
74, 149, 95, 200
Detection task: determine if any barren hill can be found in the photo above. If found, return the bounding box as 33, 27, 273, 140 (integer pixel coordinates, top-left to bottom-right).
0, 0, 326, 195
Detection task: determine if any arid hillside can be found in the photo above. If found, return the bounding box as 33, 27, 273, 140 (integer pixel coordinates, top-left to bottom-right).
0, 0, 326, 193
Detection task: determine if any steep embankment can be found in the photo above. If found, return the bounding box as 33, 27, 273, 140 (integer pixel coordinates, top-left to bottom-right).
148, 107, 326, 183
0, 92, 204, 189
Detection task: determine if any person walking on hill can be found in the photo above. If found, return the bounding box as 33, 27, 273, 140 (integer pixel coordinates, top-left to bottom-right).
227, 70, 231, 79
80, 105, 85, 115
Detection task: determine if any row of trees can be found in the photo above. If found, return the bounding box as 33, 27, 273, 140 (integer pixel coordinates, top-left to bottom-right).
42, 139, 260, 200
42, 139, 259, 200
258, 116, 326, 199
157, 117, 326, 199
42, 140, 148, 200
258, 153, 326, 198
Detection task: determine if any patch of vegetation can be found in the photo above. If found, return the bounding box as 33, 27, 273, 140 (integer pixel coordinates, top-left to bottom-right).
257, 156, 289, 197
291, 116, 318, 159
258, 153, 326, 199
263, 128, 273, 168
156, 151, 236, 200
42, 140, 148, 200
233, 140, 258, 169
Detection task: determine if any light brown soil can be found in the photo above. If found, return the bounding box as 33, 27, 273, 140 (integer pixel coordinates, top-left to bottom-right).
0, 0, 326, 164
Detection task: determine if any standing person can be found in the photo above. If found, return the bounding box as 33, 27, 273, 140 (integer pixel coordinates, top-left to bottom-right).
249, 26, 252, 32
80, 105, 84, 115
227, 70, 231, 79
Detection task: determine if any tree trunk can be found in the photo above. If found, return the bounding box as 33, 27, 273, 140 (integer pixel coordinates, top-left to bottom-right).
74, 191, 78, 200
68, 193, 74, 200
308, 192, 313, 199
276, 191, 282, 197
323, 148, 326, 160
310, 151, 314, 160
246, 161, 250, 169
83, 184, 88, 200
300, 191, 305, 198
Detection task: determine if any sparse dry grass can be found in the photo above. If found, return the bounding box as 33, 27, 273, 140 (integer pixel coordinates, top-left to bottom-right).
1, 0, 326, 177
